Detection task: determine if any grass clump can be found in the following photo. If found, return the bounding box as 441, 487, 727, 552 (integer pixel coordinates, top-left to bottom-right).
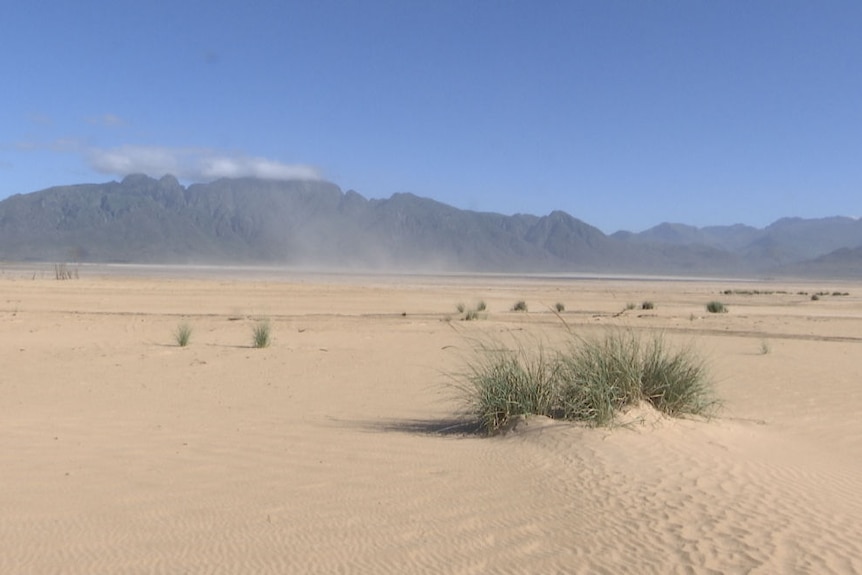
462, 343, 559, 432
512, 300, 528, 312
54, 262, 79, 280
459, 329, 716, 434
641, 301, 655, 310
458, 301, 486, 321
706, 301, 727, 313
554, 302, 565, 312
252, 320, 272, 348
174, 322, 193, 347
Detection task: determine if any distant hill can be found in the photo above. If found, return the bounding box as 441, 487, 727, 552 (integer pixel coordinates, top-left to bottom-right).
769, 247, 862, 278
1, 174, 859, 278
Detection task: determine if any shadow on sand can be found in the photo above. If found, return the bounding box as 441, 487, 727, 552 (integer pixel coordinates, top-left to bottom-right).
343, 417, 483, 437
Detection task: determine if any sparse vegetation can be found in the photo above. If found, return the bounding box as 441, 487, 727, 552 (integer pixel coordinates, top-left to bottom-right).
706, 301, 727, 313
759, 339, 771, 355
174, 322, 192, 347
54, 263, 79, 280
554, 302, 565, 312
457, 301, 486, 321
808, 291, 849, 299
458, 330, 716, 434
512, 300, 528, 312
641, 301, 655, 310
722, 289, 788, 296
625, 302, 636, 310
252, 320, 272, 348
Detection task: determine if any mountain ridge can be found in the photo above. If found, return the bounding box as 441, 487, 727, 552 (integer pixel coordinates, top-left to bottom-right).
1, 174, 860, 278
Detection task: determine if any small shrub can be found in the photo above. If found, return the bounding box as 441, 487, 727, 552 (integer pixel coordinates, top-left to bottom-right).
461, 342, 558, 432
638, 335, 714, 417
811, 294, 820, 301
641, 301, 655, 310
174, 322, 192, 347
458, 330, 716, 434
512, 300, 528, 312
458, 301, 486, 321
554, 302, 565, 312
252, 320, 271, 348
54, 263, 79, 280
706, 301, 727, 313
625, 302, 636, 310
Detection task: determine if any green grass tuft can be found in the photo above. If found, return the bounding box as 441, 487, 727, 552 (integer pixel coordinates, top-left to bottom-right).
252, 320, 271, 348
174, 322, 192, 347
458, 329, 717, 434
706, 301, 727, 313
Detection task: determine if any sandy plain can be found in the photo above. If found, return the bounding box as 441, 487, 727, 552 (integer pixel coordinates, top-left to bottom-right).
2, 264, 861, 574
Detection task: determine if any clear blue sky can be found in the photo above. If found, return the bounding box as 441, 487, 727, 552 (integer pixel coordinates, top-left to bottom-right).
2, 1, 860, 233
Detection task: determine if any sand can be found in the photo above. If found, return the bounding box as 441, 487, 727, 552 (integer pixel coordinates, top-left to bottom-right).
3, 265, 861, 574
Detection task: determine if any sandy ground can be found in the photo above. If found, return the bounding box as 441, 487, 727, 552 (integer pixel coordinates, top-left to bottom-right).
2, 265, 862, 574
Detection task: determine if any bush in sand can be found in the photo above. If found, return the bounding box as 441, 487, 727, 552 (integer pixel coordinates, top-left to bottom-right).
458, 301, 486, 321
458, 329, 717, 434
252, 320, 272, 348
174, 322, 193, 347
706, 301, 727, 313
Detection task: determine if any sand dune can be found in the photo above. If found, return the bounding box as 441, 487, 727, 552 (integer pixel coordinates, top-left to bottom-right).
2, 267, 861, 573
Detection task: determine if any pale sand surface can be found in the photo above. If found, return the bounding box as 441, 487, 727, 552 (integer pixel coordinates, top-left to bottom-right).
3, 266, 862, 573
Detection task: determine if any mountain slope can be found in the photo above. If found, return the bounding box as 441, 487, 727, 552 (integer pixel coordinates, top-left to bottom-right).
0, 174, 858, 277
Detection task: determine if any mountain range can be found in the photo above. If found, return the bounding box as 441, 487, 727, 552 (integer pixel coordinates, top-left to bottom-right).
1, 174, 860, 278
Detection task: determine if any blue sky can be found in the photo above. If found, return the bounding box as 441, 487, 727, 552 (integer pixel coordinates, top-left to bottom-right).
2, 1, 860, 233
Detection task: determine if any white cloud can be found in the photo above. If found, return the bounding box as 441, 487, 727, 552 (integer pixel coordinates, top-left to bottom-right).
87, 113, 125, 127
28, 113, 53, 126
87, 145, 321, 182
